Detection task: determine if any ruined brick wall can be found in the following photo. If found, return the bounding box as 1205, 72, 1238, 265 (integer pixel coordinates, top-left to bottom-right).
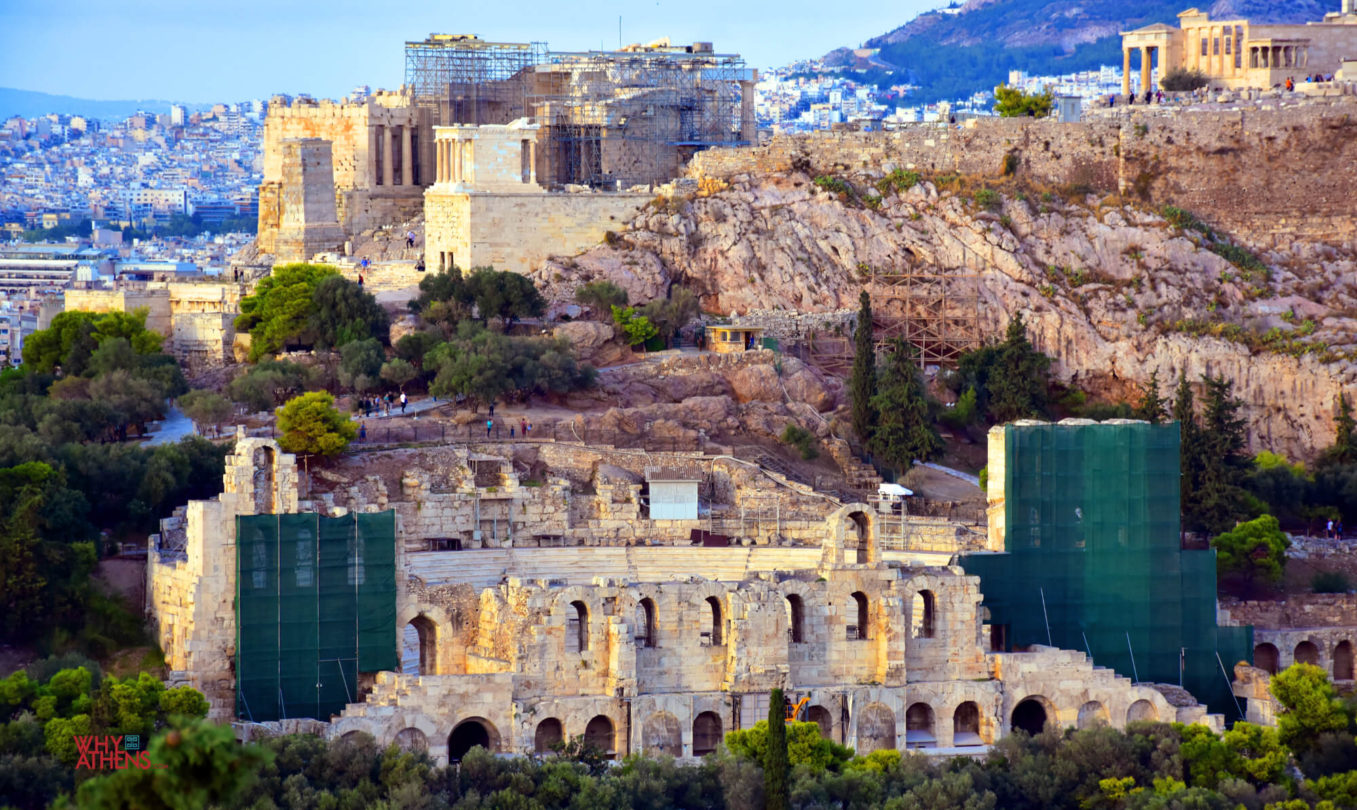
689, 98, 1357, 244
1222, 594, 1357, 628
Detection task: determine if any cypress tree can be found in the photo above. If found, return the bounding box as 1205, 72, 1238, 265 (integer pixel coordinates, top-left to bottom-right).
1172, 371, 1201, 529
1327, 392, 1356, 464
987, 314, 1051, 422
868, 339, 942, 470
765, 688, 789, 810
1133, 370, 1168, 424
849, 291, 878, 446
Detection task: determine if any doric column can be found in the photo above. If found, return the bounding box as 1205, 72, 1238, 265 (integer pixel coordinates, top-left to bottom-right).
369, 126, 380, 187
402, 126, 413, 186
383, 127, 394, 187
453, 138, 462, 183
437, 139, 446, 183
1141, 46, 1152, 94
1123, 47, 1132, 96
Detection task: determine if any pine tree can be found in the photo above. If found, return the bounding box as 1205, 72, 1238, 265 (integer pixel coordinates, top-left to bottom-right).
987, 314, 1051, 422
1173, 371, 1201, 530
765, 688, 789, 810
1177, 373, 1253, 535
1326, 392, 1356, 464
849, 291, 878, 446
1133, 371, 1167, 424
868, 339, 942, 470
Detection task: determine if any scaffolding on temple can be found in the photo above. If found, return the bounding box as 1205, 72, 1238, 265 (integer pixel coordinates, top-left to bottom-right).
404, 35, 753, 188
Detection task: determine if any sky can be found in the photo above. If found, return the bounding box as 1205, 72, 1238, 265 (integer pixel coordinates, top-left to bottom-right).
0, 0, 938, 103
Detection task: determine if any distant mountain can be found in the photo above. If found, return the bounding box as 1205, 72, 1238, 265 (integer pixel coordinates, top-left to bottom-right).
0, 87, 212, 122
824, 0, 1333, 103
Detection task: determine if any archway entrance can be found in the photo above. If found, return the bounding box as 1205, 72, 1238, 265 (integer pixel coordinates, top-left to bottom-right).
402, 615, 437, 675
585, 715, 615, 759
693, 711, 723, 756
1253, 643, 1279, 674
849, 511, 870, 563
448, 718, 497, 761
1296, 640, 1320, 666
1012, 698, 1049, 736
806, 705, 832, 739
953, 702, 982, 746
1077, 701, 1109, 729
1336, 641, 1354, 681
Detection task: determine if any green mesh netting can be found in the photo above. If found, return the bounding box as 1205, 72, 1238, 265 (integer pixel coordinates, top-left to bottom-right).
960, 422, 1252, 722
236, 511, 397, 722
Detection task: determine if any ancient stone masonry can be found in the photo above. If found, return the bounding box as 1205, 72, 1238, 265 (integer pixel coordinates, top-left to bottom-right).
148, 438, 1216, 759
256, 92, 434, 259
64, 281, 243, 368
686, 100, 1357, 243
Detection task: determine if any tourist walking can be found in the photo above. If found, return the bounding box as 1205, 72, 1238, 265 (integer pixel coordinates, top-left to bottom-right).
486, 418, 493, 438
1328, 518, 1336, 539
399, 392, 407, 413
359, 422, 367, 442
406, 230, 416, 248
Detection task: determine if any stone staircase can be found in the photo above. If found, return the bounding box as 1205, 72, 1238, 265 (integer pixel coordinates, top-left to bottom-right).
824, 437, 881, 494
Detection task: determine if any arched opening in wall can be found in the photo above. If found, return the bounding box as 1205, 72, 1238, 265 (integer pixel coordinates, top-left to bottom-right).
1254, 643, 1279, 674
252, 446, 276, 514
856, 703, 896, 754
642, 712, 682, 757
705, 596, 723, 646
693, 711, 723, 756
393, 728, 428, 752
534, 718, 563, 754
849, 511, 870, 563
637, 598, 657, 648
1126, 699, 1158, 724
584, 715, 616, 759
1077, 701, 1109, 729
849, 592, 869, 640
1011, 698, 1049, 736
401, 615, 437, 675
912, 590, 936, 639
567, 601, 589, 653
806, 705, 833, 739
339, 730, 366, 745
786, 594, 805, 643
905, 703, 936, 749
953, 702, 982, 746
1336, 641, 1354, 681
447, 718, 498, 761
1296, 640, 1320, 666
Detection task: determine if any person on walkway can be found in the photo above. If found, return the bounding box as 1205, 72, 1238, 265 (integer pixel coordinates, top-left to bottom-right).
406, 230, 415, 248
488, 402, 496, 417
510, 426, 516, 438
358, 274, 364, 288
520, 418, 528, 436
399, 392, 408, 413
1328, 518, 1336, 539
486, 418, 493, 438
359, 422, 367, 442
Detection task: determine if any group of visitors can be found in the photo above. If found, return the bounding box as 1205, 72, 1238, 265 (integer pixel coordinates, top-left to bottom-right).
359, 392, 408, 418
1327, 518, 1346, 541
1110, 90, 1165, 107
485, 416, 534, 439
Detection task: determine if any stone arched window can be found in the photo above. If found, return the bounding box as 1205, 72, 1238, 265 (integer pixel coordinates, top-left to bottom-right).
637, 598, 657, 648
693, 711, 723, 756
1253, 642, 1279, 674
849, 591, 868, 640
1295, 640, 1319, 666
953, 702, 982, 746
1335, 641, 1354, 681
534, 718, 564, 754
905, 703, 935, 749
912, 590, 936, 638
705, 596, 723, 646
402, 615, 437, 675
786, 594, 805, 644
585, 715, 615, 759
568, 601, 589, 653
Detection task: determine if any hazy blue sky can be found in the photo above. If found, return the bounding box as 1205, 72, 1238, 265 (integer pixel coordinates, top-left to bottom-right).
0, 0, 937, 103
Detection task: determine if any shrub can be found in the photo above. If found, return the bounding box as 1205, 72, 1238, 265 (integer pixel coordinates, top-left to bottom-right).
780, 424, 820, 460
1161, 68, 1209, 92
974, 188, 1001, 211
1313, 571, 1351, 594
276, 392, 357, 457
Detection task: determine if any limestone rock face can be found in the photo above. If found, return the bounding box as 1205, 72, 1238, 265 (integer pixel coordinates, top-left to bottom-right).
540, 173, 1357, 460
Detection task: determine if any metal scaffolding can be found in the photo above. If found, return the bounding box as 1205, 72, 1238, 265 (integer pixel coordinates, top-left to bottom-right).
869, 264, 981, 368
404, 35, 752, 187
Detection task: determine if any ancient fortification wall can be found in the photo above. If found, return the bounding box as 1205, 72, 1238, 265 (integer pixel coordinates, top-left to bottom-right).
688, 98, 1357, 245
64, 281, 242, 367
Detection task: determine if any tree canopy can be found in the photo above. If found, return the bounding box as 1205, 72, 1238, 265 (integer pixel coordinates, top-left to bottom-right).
993, 85, 1054, 117
850, 291, 877, 446
234, 263, 340, 359
308, 274, 389, 350
1211, 514, 1290, 596
412, 266, 545, 330
986, 314, 1051, 422
868, 338, 942, 470
276, 392, 356, 457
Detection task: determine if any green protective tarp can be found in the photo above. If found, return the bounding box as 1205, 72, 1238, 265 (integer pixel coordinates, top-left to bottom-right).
960, 422, 1253, 722
236, 511, 398, 722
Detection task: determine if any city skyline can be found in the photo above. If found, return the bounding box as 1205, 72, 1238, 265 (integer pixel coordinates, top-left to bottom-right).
0, 0, 937, 103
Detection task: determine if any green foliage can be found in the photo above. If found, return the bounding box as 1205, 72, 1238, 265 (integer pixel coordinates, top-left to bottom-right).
276, 392, 356, 457
725, 719, 855, 777
1211, 514, 1290, 592
1324, 392, 1357, 465
1161, 67, 1209, 91
1271, 663, 1349, 756
986, 314, 1052, 422
973, 188, 1002, 211
1133, 371, 1168, 424
176, 389, 232, 436
426, 322, 595, 411
850, 291, 877, 446
23, 310, 163, 375
993, 84, 1053, 117
766, 688, 789, 810
1312, 570, 1351, 594
1177, 373, 1257, 537
575, 280, 629, 316
868, 338, 942, 470
379, 357, 418, 391
226, 358, 313, 412
637, 287, 700, 348
940, 386, 978, 430
235, 263, 340, 359
979, 465, 988, 492
611, 305, 660, 348
69, 719, 269, 810
338, 337, 385, 393
874, 168, 921, 196
780, 424, 820, 460
813, 175, 854, 197
465, 266, 547, 327
308, 274, 390, 349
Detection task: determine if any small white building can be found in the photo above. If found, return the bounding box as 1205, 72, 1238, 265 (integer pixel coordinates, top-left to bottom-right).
646, 468, 701, 521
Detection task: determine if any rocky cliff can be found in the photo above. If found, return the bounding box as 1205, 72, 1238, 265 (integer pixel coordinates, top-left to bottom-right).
532, 151, 1357, 461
